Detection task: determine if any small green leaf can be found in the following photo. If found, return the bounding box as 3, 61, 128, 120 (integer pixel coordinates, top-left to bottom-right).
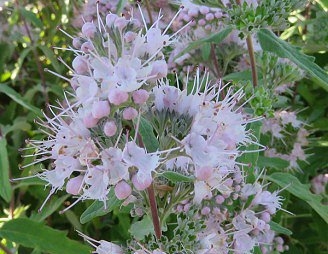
138, 117, 159, 153
258, 29, 328, 91
0, 83, 42, 116
160, 171, 195, 183
130, 215, 154, 240
266, 172, 328, 224
269, 221, 293, 235
201, 43, 211, 61
0, 136, 12, 202
80, 189, 122, 224
0, 218, 91, 254
175, 27, 233, 59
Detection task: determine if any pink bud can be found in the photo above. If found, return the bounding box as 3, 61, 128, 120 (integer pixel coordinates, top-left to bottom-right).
215, 195, 225, 204
205, 24, 212, 31
92, 100, 110, 119
104, 120, 117, 137
72, 37, 83, 49
198, 19, 206, 26
201, 206, 211, 215
132, 89, 149, 104
81, 41, 95, 53
114, 181, 132, 200
82, 22, 97, 38
108, 88, 129, 105
72, 55, 88, 74
199, 6, 210, 14
132, 174, 152, 191
206, 13, 214, 21
106, 13, 118, 27
83, 113, 98, 128
122, 107, 138, 120
66, 175, 84, 195
261, 212, 271, 223
195, 166, 213, 181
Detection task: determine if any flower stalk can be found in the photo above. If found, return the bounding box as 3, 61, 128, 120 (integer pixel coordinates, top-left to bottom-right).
147, 183, 162, 239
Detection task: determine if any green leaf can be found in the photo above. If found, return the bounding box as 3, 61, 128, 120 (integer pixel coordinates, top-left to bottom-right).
201, 43, 211, 61
175, 27, 233, 59
80, 189, 122, 224
130, 215, 154, 240
0, 136, 12, 202
0, 218, 91, 254
257, 156, 289, 169
266, 172, 328, 224
138, 117, 159, 153
116, 0, 128, 14
223, 70, 253, 81
0, 83, 42, 116
19, 8, 43, 28
30, 195, 70, 222
160, 171, 195, 183
257, 29, 328, 91
269, 221, 293, 235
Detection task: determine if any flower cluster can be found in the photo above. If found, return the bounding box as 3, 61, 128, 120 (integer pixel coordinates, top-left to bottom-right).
18, 3, 291, 254
262, 110, 309, 171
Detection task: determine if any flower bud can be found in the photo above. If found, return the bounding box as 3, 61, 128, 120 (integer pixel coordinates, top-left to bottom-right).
92, 100, 110, 119
122, 107, 138, 120
83, 113, 98, 128
106, 13, 118, 27
81, 41, 95, 53
72, 56, 88, 74
132, 89, 149, 104
104, 120, 117, 137
132, 174, 152, 191
108, 88, 129, 105
114, 181, 132, 200
72, 37, 83, 49
82, 22, 97, 38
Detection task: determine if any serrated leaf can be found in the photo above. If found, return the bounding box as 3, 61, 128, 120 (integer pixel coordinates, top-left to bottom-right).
80, 189, 122, 224
160, 171, 195, 183
0, 218, 91, 254
138, 117, 159, 153
175, 27, 233, 59
266, 172, 328, 224
0, 137, 12, 202
269, 221, 293, 235
0, 83, 42, 116
257, 29, 328, 91
130, 215, 154, 240
257, 156, 289, 169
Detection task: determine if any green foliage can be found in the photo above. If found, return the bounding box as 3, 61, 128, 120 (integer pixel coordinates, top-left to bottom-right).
258, 28, 328, 90
0, 218, 91, 254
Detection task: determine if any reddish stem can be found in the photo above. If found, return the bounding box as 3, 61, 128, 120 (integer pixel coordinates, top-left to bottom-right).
147, 183, 162, 239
